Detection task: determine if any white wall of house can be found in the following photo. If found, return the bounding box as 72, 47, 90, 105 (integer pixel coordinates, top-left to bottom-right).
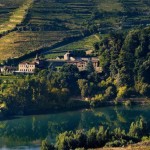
19, 63, 36, 73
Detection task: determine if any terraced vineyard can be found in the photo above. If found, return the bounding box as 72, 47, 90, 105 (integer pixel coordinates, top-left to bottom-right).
0, 31, 74, 59
0, 0, 25, 24
0, 0, 34, 34
120, 0, 150, 28
0, 0, 150, 61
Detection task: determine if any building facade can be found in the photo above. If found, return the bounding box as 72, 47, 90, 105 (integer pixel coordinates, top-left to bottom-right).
18, 62, 36, 73
67, 59, 101, 72
53, 52, 102, 72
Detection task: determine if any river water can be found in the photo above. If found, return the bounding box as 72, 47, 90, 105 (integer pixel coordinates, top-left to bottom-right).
0, 105, 150, 150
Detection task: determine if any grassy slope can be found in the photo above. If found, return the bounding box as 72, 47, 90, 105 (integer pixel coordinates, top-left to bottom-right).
54, 34, 101, 51
43, 34, 100, 59
0, 0, 150, 60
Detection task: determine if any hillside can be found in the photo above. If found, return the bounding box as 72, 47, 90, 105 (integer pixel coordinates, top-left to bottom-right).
0, 0, 150, 60
90, 141, 150, 150
0, 0, 25, 24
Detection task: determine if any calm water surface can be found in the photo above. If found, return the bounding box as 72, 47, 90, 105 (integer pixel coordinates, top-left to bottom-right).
0, 105, 150, 150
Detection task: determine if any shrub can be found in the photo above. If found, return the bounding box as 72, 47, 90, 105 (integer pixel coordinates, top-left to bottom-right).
117, 86, 128, 98
142, 136, 150, 142
128, 117, 148, 139
105, 139, 127, 147
41, 140, 55, 150
123, 100, 132, 106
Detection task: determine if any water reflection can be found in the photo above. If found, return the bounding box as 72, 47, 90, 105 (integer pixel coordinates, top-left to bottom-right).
0, 105, 150, 149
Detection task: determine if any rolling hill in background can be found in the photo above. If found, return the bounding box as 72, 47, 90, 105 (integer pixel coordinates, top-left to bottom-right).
0, 0, 150, 61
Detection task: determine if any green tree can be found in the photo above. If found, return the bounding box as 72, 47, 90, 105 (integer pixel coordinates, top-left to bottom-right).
87, 127, 97, 148
78, 79, 89, 97
86, 60, 95, 73
41, 139, 55, 150
128, 117, 148, 138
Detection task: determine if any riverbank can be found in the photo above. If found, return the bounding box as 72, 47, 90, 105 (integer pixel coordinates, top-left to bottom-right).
1, 105, 150, 149
117, 98, 150, 105
0, 98, 150, 120
81, 97, 150, 108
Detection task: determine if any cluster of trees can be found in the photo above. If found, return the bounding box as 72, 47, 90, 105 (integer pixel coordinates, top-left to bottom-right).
41, 117, 149, 150
0, 65, 77, 116
1, 75, 70, 116
94, 26, 150, 99
0, 63, 98, 116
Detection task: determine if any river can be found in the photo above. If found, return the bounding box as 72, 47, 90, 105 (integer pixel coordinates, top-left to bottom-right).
0, 105, 150, 150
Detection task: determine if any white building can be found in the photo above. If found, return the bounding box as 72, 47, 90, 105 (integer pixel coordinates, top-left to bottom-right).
18, 62, 36, 73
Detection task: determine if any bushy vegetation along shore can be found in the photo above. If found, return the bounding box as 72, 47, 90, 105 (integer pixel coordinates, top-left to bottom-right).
41, 117, 150, 150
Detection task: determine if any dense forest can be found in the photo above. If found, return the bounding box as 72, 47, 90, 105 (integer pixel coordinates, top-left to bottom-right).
0, 26, 149, 117
93, 26, 150, 99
